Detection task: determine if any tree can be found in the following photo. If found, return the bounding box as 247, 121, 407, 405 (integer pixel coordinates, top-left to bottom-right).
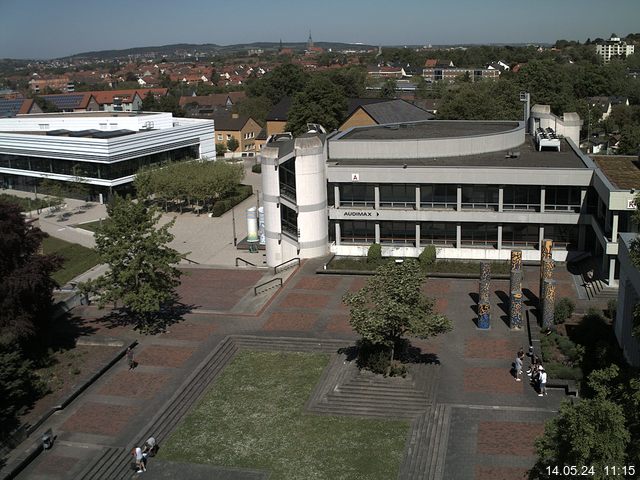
85, 196, 184, 331
245, 63, 309, 105
141, 91, 159, 111
215, 142, 227, 157
343, 259, 452, 362
531, 398, 630, 480
226, 136, 239, 152
285, 75, 347, 135
0, 200, 61, 344
437, 79, 522, 120
379, 78, 397, 98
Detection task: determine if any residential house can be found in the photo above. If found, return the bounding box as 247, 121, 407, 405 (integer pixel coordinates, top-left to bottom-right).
37, 93, 99, 112
179, 92, 246, 116
339, 98, 434, 131
0, 98, 42, 117
596, 34, 635, 64
587, 96, 630, 121
29, 75, 74, 93
211, 112, 262, 154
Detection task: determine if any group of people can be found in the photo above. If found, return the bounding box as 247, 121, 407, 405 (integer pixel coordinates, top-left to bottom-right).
132, 437, 157, 474
513, 348, 547, 396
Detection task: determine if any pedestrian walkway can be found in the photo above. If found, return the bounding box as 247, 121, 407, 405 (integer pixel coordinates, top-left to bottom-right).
5, 258, 578, 480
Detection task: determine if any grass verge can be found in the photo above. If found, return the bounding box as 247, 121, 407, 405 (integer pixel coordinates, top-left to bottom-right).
0, 193, 50, 212
159, 351, 409, 480
42, 236, 101, 285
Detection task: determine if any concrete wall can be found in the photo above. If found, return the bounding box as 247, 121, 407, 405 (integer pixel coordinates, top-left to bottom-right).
615, 233, 640, 367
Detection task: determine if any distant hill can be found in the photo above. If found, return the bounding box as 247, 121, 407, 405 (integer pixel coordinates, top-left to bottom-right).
66, 42, 378, 60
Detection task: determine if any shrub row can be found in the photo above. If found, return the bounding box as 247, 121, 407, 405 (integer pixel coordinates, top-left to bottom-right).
211, 185, 253, 217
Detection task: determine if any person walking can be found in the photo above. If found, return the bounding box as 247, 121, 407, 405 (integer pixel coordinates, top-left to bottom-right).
126, 347, 136, 370
538, 368, 547, 396
514, 350, 524, 381
132, 446, 146, 473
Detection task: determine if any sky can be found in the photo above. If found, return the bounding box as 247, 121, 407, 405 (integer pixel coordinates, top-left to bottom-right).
1, 0, 639, 59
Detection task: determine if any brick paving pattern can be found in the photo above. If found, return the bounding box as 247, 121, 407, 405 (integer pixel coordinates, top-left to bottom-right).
61, 403, 138, 436
465, 338, 522, 359
135, 345, 195, 368
279, 292, 330, 309
475, 466, 529, 480
160, 321, 217, 341
464, 367, 525, 394
324, 314, 353, 334
34, 455, 79, 475
294, 276, 339, 291
263, 311, 320, 331
177, 268, 263, 310
98, 371, 170, 398
477, 421, 544, 456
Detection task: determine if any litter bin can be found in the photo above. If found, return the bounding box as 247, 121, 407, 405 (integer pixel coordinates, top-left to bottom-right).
42, 429, 53, 450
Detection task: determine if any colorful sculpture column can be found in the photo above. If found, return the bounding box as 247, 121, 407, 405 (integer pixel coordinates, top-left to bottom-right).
478, 262, 491, 329
540, 257, 555, 326
542, 278, 557, 331
539, 239, 553, 298
510, 290, 523, 329
509, 250, 523, 329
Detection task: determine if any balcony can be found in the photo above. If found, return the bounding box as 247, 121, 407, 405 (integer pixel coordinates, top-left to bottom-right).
280, 184, 296, 202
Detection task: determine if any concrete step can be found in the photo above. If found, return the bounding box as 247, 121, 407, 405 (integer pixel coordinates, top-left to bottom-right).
307, 403, 421, 419
74, 446, 126, 480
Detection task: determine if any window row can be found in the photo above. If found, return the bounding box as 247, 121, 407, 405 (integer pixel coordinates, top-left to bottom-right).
334, 184, 582, 212
0, 146, 199, 180
334, 221, 578, 249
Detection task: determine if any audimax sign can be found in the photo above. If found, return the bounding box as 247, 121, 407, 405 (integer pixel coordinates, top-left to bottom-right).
342, 210, 380, 217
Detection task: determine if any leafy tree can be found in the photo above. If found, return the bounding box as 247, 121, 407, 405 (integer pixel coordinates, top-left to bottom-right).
531, 398, 629, 479
326, 66, 367, 97
235, 95, 271, 125
141, 91, 159, 111
285, 75, 347, 135
379, 78, 397, 98
226, 136, 239, 152
343, 259, 452, 362
0, 200, 61, 344
85, 196, 184, 330
617, 124, 640, 154
438, 79, 522, 120
246, 63, 309, 105
215, 142, 227, 157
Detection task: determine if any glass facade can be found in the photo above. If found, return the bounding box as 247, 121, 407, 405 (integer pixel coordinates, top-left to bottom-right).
278, 157, 296, 201
420, 222, 457, 246
502, 223, 539, 247
339, 183, 375, 207
379, 221, 415, 245
280, 204, 298, 239
545, 186, 581, 212
379, 184, 415, 208
420, 185, 457, 209
340, 220, 375, 244
461, 186, 499, 210
461, 223, 498, 246
544, 224, 578, 250
503, 186, 540, 211
0, 145, 199, 181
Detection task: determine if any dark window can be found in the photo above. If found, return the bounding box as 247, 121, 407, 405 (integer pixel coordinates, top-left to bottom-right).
461, 186, 499, 210
340, 220, 375, 244
461, 223, 498, 247
379, 221, 415, 246
279, 157, 296, 201
544, 224, 578, 250
340, 183, 375, 207
545, 186, 581, 212
502, 224, 539, 248
379, 184, 415, 208
420, 184, 457, 208
420, 222, 457, 247
280, 204, 298, 239
503, 186, 540, 211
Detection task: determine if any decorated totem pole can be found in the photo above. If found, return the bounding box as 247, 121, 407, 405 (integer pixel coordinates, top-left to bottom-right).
509, 249, 523, 329
478, 262, 491, 329
542, 278, 557, 331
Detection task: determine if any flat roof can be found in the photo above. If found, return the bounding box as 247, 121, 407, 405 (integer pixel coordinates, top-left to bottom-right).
329, 135, 587, 169
592, 155, 640, 190
16, 111, 157, 119
338, 120, 520, 140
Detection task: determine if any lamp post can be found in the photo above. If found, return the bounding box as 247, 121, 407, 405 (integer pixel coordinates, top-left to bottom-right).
231, 206, 237, 246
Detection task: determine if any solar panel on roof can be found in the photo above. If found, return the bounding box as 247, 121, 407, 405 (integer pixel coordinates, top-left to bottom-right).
0, 99, 24, 117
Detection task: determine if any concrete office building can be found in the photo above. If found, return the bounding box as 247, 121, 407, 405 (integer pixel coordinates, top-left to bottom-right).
260, 105, 638, 286
0, 111, 215, 201
596, 34, 635, 64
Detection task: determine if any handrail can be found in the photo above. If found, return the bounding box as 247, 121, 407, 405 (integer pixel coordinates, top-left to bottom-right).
274, 257, 300, 274
183, 257, 200, 265
236, 257, 256, 267
254, 277, 283, 295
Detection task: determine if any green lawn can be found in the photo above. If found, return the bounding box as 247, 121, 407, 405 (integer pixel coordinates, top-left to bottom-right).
159, 351, 409, 480
42, 236, 101, 285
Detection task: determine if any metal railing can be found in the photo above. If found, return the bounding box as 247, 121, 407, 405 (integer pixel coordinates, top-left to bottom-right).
339, 200, 375, 207
280, 184, 297, 201
235, 257, 256, 267
183, 257, 200, 265
461, 202, 499, 211
502, 204, 539, 211
379, 201, 416, 208
254, 277, 283, 295
274, 257, 301, 274
281, 219, 299, 238
543, 204, 581, 213
420, 202, 457, 209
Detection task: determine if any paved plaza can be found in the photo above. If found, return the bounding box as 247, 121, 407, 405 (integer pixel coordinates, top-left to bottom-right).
1, 257, 580, 480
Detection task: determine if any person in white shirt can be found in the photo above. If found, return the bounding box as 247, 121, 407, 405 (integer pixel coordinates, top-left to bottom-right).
538, 368, 547, 396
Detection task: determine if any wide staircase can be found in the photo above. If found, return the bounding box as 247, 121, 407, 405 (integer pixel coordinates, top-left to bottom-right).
569, 254, 618, 301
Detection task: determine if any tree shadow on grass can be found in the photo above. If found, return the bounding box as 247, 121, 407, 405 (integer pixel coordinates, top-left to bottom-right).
96, 302, 195, 335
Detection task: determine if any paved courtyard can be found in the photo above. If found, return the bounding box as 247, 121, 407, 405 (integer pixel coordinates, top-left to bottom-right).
6, 259, 576, 480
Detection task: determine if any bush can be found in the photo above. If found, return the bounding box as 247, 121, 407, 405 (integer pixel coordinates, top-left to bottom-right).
419, 245, 436, 269
544, 363, 583, 381
367, 243, 382, 264
356, 339, 390, 374
210, 185, 253, 217
554, 297, 575, 324
251, 163, 262, 174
